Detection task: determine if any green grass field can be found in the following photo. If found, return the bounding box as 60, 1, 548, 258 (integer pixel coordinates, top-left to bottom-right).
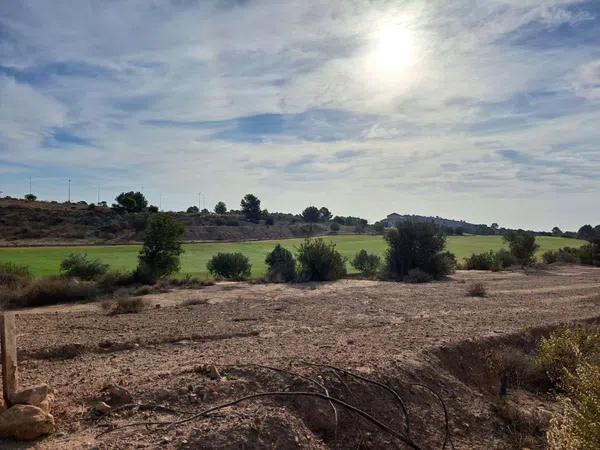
0, 235, 585, 279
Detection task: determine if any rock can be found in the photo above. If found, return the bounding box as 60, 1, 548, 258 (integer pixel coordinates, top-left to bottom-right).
10, 384, 48, 406
0, 404, 55, 440
9, 384, 54, 413
105, 384, 133, 405
94, 402, 112, 415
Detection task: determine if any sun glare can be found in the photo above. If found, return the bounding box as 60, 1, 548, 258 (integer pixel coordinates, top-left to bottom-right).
372, 23, 416, 73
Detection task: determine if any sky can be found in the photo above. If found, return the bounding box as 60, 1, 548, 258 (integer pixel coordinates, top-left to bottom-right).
0, 0, 599, 230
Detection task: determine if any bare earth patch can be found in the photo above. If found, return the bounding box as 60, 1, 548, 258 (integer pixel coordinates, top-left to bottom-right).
4, 265, 600, 449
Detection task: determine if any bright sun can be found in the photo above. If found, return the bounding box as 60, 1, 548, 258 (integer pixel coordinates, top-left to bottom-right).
372, 23, 415, 73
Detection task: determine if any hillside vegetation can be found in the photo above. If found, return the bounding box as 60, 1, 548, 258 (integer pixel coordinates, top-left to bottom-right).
0, 198, 342, 245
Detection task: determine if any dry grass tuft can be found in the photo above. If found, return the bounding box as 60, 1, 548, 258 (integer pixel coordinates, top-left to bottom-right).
467, 282, 487, 297
108, 297, 147, 315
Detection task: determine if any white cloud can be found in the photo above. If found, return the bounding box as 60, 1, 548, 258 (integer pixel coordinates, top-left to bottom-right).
0, 0, 598, 229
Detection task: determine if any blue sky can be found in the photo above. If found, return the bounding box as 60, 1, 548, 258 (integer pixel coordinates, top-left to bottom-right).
0, 0, 599, 230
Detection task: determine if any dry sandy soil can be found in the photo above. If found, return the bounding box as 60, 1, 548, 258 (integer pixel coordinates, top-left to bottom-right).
4, 265, 600, 449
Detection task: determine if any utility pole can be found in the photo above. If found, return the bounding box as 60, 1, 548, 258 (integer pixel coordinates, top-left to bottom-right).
28, 177, 32, 195
68, 179, 71, 203
198, 192, 201, 210
97, 185, 100, 204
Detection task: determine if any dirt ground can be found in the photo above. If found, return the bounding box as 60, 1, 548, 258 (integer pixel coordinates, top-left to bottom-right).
5, 265, 600, 449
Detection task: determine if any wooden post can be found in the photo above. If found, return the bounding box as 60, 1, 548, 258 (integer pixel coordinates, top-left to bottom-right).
1, 313, 18, 405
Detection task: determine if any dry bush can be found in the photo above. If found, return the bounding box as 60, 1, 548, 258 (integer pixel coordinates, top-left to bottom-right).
547, 363, 600, 450
133, 286, 152, 296
28, 343, 86, 360
404, 268, 433, 283
536, 327, 600, 384
467, 282, 487, 297
493, 400, 549, 449
182, 298, 208, 306
96, 270, 138, 293
1, 277, 97, 309
0, 262, 32, 289
160, 275, 215, 289
109, 297, 147, 315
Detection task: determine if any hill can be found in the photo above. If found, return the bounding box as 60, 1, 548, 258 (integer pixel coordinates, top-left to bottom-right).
0, 198, 348, 246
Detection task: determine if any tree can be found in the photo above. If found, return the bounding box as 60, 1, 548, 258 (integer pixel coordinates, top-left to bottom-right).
302, 206, 320, 223
113, 191, 148, 213
265, 244, 296, 282
186, 206, 199, 214
503, 230, 539, 267
319, 207, 332, 222
578, 225, 595, 242
240, 194, 261, 221
148, 205, 159, 213
383, 222, 454, 280
552, 226, 563, 236
373, 221, 385, 234
24, 194, 37, 201
138, 214, 184, 278
491, 223, 499, 232
214, 201, 227, 214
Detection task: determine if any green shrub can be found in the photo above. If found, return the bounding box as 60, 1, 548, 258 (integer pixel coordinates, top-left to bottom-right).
265, 245, 296, 282
265, 216, 274, 226
543, 247, 581, 265
465, 251, 501, 271
0, 262, 32, 288
383, 222, 453, 280
207, 253, 251, 280
495, 249, 517, 268
60, 253, 109, 280
138, 214, 184, 278
296, 238, 346, 281
351, 250, 381, 277
542, 250, 558, 264
329, 222, 340, 233
2, 277, 97, 308
578, 244, 594, 265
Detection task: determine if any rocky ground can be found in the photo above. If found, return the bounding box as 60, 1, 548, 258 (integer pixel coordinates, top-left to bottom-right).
3, 264, 600, 449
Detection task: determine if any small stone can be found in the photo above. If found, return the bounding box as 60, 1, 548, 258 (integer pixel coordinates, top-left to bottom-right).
94, 402, 112, 415
0, 404, 55, 440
